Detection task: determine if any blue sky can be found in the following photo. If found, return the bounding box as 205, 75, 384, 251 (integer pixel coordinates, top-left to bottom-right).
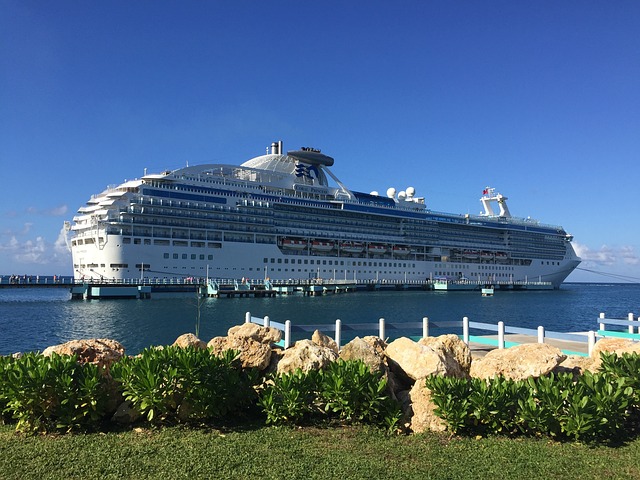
1, 1, 639, 282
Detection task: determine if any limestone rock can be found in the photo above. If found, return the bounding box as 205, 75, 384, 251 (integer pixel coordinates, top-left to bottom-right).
276, 339, 338, 374
228, 323, 282, 344
339, 336, 385, 372
208, 336, 271, 371
407, 381, 447, 434
555, 354, 596, 377
385, 336, 467, 381
590, 337, 640, 371
42, 338, 125, 371
418, 334, 472, 377
311, 330, 338, 353
470, 343, 567, 380
172, 333, 207, 350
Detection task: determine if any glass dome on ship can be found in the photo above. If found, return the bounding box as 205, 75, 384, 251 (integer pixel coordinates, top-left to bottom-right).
65, 141, 580, 288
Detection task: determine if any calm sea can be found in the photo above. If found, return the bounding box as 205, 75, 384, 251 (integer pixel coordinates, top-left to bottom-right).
0, 283, 638, 355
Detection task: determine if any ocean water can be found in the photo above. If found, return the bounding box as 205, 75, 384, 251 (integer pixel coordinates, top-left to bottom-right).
0, 283, 638, 355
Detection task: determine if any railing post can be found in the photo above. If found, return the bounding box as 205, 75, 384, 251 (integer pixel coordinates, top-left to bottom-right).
379, 318, 385, 341
284, 320, 291, 349
629, 313, 634, 334
335, 319, 341, 351
588, 330, 596, 357
423, 317, 429, 339
498, 321, 505, 349
463, 316, 469, 345
599, 312, 605, 332
245, 312, 251, 324
264, 315, 270, 328
537, 326, 545, 344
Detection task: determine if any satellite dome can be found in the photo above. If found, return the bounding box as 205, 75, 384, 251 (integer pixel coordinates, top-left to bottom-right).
386, 187, 396, 198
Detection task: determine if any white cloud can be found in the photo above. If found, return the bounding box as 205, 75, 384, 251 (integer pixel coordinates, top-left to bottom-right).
24, 204, 68, 216
0, 227, 70, 267
573, 242, 616, 266
620, 246, 639, 266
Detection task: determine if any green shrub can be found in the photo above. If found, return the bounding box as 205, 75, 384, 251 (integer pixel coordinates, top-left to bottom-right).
2, 352, 108, 434
112, 347, 256, 424
319, 359, 401, 429
427, 364, 636, 443
259, 360, 401, 432
259, 368, 321, 425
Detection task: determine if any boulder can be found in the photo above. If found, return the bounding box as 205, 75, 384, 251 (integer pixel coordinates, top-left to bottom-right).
208, 336, 271, 371
228, 323, 282, 345
339, 336, 386, 372
418, 334, 472, 377
385, 336, 468, 381
172, 333, 207, 350
276, 339, 338, 374
407, 381, 447, 434
470, 343, 567, 380
590, 337, 640, 366
554, 354, 596, 377
311, 330, 338, 353
42, 338, 125, 371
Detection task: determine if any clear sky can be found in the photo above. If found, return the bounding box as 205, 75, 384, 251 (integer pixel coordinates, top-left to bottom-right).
1, 1, 639, 282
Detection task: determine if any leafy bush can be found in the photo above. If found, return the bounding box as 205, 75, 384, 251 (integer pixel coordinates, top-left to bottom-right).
1, 352, 108, 434
426, 354, 638, 443
259, 369, 321, 425
259, 360, 402, 432
112, 346, 257, 424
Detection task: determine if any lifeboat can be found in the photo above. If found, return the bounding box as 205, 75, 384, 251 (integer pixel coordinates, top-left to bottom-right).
393, 245, 410, 256
495, 252, 509, 263
341, 241, 364, 254
481, 251, 494, 260
463, 250, 480, 260
281, 238, 307, 250
311, 240, 335, 252
367, 243, 388, 255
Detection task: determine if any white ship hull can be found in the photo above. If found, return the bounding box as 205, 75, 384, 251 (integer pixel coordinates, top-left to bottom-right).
68, 141, 581, 288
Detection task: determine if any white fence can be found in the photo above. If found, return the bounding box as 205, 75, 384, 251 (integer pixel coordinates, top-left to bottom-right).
245, 311, 640, 358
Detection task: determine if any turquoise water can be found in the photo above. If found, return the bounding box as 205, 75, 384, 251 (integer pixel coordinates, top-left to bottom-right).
0, 283, 638, 355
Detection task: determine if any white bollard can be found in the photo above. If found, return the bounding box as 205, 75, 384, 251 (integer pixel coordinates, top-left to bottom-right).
284, 320, 291, 349
335, 319, 341, 351
498, 321, 505, 349
588, 330, 596, 356
629, 313, 634, 334
463, 316, 469, 345
537, 326, 545, 344
423, 317, 429, 339
264, 315, 270, 328
245, 311, 251, 324
379, 318, 385, 341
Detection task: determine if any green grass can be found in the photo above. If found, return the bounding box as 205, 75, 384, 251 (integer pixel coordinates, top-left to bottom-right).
1, 423, 640, 479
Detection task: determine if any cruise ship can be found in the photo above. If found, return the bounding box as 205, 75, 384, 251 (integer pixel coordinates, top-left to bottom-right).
66, 141, 581, 287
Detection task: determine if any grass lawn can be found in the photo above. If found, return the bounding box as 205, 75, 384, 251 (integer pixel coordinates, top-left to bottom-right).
1, 423, 639, 479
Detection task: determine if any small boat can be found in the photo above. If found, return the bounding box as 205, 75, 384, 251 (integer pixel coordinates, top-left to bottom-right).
341, 241, 365, 254
481, 285, 495, 296
432, 277, 478, 291
311, 240, 335, 252
281, 238, 307, 250
367, 243, 387, 255
393, 245, 410, 256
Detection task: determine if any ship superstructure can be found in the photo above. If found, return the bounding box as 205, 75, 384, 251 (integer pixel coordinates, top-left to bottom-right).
67, 141, 581, 287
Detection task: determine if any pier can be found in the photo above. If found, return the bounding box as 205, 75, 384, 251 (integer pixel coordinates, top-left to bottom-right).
0, 276, 556, 299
